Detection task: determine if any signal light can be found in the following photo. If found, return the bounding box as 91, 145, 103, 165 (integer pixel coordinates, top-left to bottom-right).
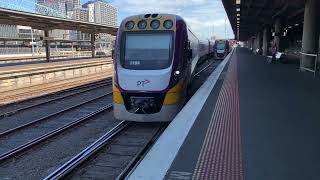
163, 20, 173, 29
150, 20, 160, 29
125, 21, 134, 30
138, 20, 147, 29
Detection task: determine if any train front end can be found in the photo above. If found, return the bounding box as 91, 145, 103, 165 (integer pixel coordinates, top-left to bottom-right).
113, 14, 188, 122
214, 39, 229, 60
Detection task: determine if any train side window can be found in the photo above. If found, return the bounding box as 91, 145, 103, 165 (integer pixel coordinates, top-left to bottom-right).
183, 40, 189, 65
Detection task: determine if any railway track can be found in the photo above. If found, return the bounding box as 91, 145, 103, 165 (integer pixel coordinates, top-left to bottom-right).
0, 104, 120, 179
0, 56, 220, 179
0, 90, 113, 162
44, 122, 166, 180
0, 80, 112, 132
0, 78, 112, 118
193, 60, 215, 77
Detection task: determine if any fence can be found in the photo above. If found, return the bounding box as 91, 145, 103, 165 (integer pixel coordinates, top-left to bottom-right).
0, 47, 44, 55
0, 47, 111, 58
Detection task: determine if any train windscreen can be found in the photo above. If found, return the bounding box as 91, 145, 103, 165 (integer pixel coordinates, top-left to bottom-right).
123, 32, 173, 70
216, 42, 226, 50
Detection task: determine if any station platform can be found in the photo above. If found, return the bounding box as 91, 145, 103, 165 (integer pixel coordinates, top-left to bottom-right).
129, 48, 320, 180
0, 57, 111, 74
0, 57, 113, 105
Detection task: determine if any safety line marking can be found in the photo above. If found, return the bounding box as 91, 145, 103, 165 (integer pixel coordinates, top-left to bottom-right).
192, 52, 243, 180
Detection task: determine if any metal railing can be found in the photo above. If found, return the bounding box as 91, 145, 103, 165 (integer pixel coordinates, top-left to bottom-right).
0, 47, 43, 54
300, 52, 318, 77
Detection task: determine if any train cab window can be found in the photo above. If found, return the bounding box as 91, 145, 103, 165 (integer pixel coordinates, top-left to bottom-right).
122, 32, 173, 70
216, 42, 226, 50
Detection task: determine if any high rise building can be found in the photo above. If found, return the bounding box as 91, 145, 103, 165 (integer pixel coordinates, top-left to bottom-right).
36, 0, 69, 39
65, 0, 81, 11
36, 0, 67, 17
57, 0, 67, 15
85, 0, 117, 26
37, 0, 62, 11
72, 7, 90, 40
0, 25, 43, 41
0, 25, 18, 38
65, 0, 73, 12
73, 0, 81, 8
73, 7, 89, 22
17, 26, 43, 39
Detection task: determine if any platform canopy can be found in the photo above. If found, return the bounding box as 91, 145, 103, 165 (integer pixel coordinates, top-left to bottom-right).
222, 0, 305, 41
0, 8, 118, 35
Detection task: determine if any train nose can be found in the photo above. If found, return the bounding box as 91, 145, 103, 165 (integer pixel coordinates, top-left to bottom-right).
130, 97, 157, 114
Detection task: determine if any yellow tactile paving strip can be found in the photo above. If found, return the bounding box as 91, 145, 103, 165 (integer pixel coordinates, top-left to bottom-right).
192, 54, 243, 180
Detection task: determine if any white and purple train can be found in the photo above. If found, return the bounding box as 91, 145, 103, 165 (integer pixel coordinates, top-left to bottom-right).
113, 14, 213, 122
198, 40, 215, 64
214, 39, 230, 60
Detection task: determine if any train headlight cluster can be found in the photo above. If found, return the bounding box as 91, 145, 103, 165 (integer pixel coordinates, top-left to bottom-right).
125, 21, 135, 30
125, 19, 174, 30
150, 20, 160, 29
138, 20, 147, 29
164, 20, 173, 29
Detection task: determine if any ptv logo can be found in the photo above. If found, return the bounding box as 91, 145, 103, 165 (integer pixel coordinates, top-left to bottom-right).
137, 79, 151, 87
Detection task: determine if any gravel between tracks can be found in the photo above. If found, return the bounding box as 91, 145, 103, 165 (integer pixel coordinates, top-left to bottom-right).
0, 95, 112, 156
0, 79, 111, 115
0, 109, 119, 179
0, 85, 112, 133
68, 123, 163, 180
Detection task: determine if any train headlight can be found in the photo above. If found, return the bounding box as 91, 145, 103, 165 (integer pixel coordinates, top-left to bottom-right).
174, 70, 180, 76
164, 20, 173, 29
138, 20, 147, 29
125, 21, 134, 30
150, 20, 160, 29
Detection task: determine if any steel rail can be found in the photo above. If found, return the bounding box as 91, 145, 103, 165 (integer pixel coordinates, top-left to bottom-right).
0, 79, 112, 118
43, 121, 130, 180
116, 125, 167, 180
193, 61, 214, 77
0, 104, 113, 162
0, 91, 112, 137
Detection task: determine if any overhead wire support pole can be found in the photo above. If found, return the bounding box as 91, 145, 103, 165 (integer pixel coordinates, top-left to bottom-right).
30, 27, 35, 56
44, 30, 50, 62
225, 17, 227, 39
91, 32, 96, 58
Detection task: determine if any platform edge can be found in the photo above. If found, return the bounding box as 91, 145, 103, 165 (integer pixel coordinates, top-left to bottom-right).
127, 49, 235, 180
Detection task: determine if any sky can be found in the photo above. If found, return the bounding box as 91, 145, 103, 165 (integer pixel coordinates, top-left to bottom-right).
81, 0, 234, 40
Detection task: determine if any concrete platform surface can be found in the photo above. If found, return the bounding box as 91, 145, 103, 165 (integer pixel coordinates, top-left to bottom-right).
130, 48, 320, 180
168, 48, 320, 180
0, 57, 112, 74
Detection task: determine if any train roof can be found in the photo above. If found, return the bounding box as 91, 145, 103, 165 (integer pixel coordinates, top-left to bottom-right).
121, 13, 184, 23
119, 13, 210, 42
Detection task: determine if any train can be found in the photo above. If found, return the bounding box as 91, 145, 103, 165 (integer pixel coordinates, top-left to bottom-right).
213, 39, 230, 60
112, 13, 214, 122
198, 40, 215, 64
